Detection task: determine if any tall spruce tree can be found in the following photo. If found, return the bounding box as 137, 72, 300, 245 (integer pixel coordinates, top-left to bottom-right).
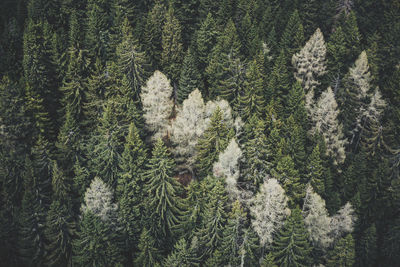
195, 107, 232, 178
144, 139, 183, 247
178, 47, 202, 103
272, 208, 312, 267
161, 6, 184, 86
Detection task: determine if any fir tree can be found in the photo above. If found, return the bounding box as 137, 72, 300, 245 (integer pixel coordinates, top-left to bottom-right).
195, 107, 232, 178
326, 234, 355, 267
237, 59, 265, 120
85, 0, 112, 62
242, 117, 273, 187
205, 19, 241, 98
178, 47, 202, 103
272, 155, 304, 207
73, 211, 123, 267
196, 13, 218, 73
220, 200, 259, 266
144, 139, 183, 246
195, 178, 228, 259
306, 145, 325, 195
60, 47, 89, 124
143, 0, 166, 70
272, 208, 312, 267
116, 18, 149, 103
134, 228, 161, 267
164, 238, 199, 267
117, 123, 147, 256
161, 6, 184, 85
18, 159, 47, 266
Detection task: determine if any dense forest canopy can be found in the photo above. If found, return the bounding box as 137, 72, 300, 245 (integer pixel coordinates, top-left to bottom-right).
0, 0, 400, 266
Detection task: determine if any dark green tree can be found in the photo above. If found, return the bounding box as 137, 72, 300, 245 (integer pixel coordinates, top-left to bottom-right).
116, 18, 149, 103
242, 116, 273, 187
178, 47, 202, 103
220, 200, 259, 266
143, 0, 166, 70
195, 13, 218, 73
144, 139, 183, 247
306, 144, 325, 196
164, 238, 199, 267
134, 228, 161, 267
73, 211, 123, 267
117, 123, 147, 258
161, 6, 184, 86
326, 234, 356, 267
237, 59, 265, 120
195, 107, 232, 178
272, 208, 312, 267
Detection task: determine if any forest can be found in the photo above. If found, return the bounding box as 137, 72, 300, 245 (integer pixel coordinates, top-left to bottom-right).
0, 0, 399, 266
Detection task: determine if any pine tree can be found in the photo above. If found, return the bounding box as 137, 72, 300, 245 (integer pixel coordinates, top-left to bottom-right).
141, 70, 174, 141
143, 0, 166, 70
292, 28, 327, 110
272, 155, 304, 207
73, 177, 123, 265
311, 87, 347, 165
164, 238, 199, 267
18, 159, 47, 266
250, 178, 289, 247
195, 178, 228, 259
117, 123, 147, 256
220, 200, 259, 266
73, 211, 124, 266
178, 47, 202, 103
272, 208, 312, 267
306, 145, 325, 195
134, 228, 161, 267
195, 107, 232, 178
326, 234, 355, 267
242, 117, 273, 187
196, 13, 218, 73
237, 59, 265, 120
85, 0, 112, 62
213, 138, 243, 201
161, 6, 184, 85
144, 139, 183, 245
116, 18, 149, 103
205, 19, 241, 98
171, 89, 207, 171
87, 104, 123, 188
60, 47, 89, 125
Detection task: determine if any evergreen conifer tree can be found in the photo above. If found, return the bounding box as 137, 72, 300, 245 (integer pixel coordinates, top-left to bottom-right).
161, 6, 184, 85
144, 139, 183, 246
195, 107, 232, 178
178, 48, 202, 103
272, 208, 312, 267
